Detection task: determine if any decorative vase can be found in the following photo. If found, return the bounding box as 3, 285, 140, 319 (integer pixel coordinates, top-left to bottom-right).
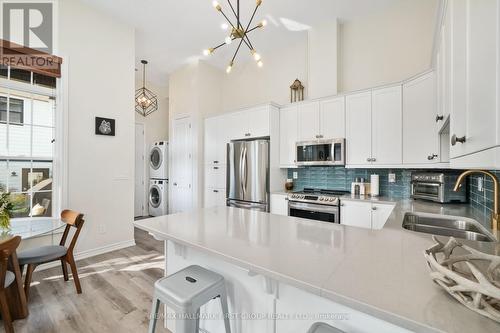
0, 211, 11, 230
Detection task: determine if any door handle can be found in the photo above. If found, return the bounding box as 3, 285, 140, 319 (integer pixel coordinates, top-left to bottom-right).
242, 147, 248, 197
427, 154, 438, 160
435, 115, 444, 122
451, 134, 466, 146
173, 182, 178, 186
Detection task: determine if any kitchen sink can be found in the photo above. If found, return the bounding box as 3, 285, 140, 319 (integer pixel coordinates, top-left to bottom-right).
402, 212, 497, 242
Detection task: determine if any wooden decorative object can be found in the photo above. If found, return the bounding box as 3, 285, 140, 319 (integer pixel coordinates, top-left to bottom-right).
424, 236, 500, 322
290, 79, 304, 103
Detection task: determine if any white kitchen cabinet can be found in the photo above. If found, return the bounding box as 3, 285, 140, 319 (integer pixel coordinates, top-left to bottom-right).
279, 105, 298, 167
403, 72, 439, 164
340, 200, 372, 229
204, 116, 228, 165
270, 193, 288, 216
319, 96, 345, 138
371, 85, 402, 165
296, 97, 345, 142
371, 203, 395, 230
204, 188, 226, 208
204, 165, 226, 189
297, 102, 320, 141
346, 91, 372, 165
226, 106, 270, 140
341, 200, 395, 230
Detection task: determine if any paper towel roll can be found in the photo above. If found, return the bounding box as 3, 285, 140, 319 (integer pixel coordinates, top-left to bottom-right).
371, 174, 380, 197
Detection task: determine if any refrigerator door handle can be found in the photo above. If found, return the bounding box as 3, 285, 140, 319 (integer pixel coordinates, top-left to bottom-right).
228, 200, 267, 212
239, 146, 245, 197
243, 146, 248, 198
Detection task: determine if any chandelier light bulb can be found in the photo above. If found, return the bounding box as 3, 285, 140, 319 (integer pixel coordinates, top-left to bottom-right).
252, 50, 261, 61
203, 48, 214, 56
258, 20, 268, 28
226, 62, 233, 73
212, 1, 221, 11
257, 60, 263, 68
225, 36, 232, 44
221, 23, 229, 30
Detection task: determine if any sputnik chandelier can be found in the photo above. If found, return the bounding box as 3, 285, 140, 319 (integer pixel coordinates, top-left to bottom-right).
203, 0, 267, 73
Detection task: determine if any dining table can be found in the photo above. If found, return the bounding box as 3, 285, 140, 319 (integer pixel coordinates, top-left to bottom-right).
0, 217, 66, 320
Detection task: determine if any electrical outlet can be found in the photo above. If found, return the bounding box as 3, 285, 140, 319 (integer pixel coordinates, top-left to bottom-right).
98, 224, 106, 234
388, 173, 396, 183
293, 171, 298, 180
478, 177, 484, 192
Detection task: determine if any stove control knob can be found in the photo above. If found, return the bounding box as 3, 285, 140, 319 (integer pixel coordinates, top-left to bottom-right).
329, 198, 334, 202
319, 197, 324, 201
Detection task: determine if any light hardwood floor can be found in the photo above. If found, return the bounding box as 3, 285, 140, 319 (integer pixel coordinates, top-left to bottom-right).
6, 246, 170, 333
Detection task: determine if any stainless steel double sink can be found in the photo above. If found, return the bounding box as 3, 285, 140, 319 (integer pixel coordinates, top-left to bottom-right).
402, 212, 497, 242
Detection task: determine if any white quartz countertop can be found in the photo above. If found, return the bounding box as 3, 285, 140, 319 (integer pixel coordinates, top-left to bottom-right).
134, 200, 500, 333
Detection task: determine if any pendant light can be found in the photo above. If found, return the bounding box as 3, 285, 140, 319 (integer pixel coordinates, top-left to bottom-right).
135, 60, 158, 117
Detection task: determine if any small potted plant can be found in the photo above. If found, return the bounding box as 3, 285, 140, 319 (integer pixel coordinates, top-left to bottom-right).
0, 192, 14, 230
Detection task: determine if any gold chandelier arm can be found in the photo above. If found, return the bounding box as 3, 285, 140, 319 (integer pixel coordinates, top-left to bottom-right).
226, 0, 238, 26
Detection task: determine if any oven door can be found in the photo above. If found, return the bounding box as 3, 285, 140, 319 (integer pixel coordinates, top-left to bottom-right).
295, 139, 345, 166
288, 201, 340, 223
411, 182, 444, 202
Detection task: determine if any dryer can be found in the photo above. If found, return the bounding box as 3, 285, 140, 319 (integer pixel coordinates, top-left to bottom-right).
149, 141, 168, 180
149, 179, 168, 216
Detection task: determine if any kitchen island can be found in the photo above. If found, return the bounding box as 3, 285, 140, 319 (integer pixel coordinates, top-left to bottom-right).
133, 200, 500, 333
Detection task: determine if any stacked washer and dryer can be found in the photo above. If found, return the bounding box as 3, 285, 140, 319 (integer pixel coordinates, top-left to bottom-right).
148, 141, 169, 216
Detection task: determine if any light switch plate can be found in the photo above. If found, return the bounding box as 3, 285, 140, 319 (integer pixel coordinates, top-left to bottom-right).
293, 171, 298, 180
388, 173, 396, 183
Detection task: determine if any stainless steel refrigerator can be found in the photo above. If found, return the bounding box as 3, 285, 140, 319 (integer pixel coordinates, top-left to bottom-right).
227, 139, 269, 212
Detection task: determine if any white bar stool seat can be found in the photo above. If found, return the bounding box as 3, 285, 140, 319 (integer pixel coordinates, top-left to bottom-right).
148, 265, 231, 333
307, 322, 345, 333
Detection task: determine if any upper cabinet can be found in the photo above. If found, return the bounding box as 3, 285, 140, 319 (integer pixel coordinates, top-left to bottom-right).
346, 91, 372, 165
297, 97, 345, 141
279, 105, 298, 168
403, 72, 439, 164
371, 86, 402, 165
226, 106, 270, 141
436, 0, 500, 165
205, 116, 228, 165
346, 86, 402, 166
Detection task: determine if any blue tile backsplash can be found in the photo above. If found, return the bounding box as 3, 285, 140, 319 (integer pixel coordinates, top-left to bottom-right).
287, 167, 499, 213
468, 170, 500, 216
287, 167, 416, 198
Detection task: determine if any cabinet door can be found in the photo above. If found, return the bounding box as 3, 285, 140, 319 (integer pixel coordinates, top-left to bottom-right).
463, 0, 498, 154
216, 116, 229, 164
450, 0, 467, 158
403, 73, 439, 164
346, 92, 372, 165
297, 102, 320, 141
372, 86, 402, 165
204, 117, 218, 165
204, 188, 217, 208
279, 105, 298, 167
247, 106, 270, 138
443, 2, 452, 119
270, 194, 288, 216
215, 189, 226, 206
340, 201, 372, 229
225, 111, 247, 140
371, 203, 395, 230
319, 97, 345, 138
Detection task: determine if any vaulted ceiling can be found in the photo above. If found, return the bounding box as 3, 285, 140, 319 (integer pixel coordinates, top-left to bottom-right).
80, 0, 427, 85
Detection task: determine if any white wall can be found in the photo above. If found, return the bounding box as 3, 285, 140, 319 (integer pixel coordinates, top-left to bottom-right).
135, 79, 169, 215
338, 0, 438, 92
57, 0, 135, 253
221, 34, 308, 112
169, 61, 223, 210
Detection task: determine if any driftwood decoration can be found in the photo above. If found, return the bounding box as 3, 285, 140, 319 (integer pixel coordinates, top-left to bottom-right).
290, 79, 304, 103
424, 236, 500, 322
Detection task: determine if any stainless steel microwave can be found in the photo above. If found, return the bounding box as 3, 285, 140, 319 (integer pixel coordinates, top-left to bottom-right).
295, 139, 345, 166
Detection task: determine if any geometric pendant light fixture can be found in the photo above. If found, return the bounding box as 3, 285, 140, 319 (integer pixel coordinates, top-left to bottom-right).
135, 60, 158, 117
203, 0, 267, 73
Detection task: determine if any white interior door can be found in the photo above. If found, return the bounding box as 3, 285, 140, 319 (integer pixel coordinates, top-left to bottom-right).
134, 123, 145, 217
170, 116, 193, 213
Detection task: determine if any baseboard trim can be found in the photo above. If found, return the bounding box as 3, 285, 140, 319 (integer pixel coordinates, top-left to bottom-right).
35, 239, 137, 271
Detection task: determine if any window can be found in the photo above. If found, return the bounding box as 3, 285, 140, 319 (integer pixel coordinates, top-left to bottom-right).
0, 66, 57, 219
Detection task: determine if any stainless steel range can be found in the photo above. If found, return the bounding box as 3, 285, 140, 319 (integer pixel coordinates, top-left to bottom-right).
288, 188, 350, 223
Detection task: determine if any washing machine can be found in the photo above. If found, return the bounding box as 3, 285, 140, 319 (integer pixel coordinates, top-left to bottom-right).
149, 141, 168, 180
149, 179, 168, 216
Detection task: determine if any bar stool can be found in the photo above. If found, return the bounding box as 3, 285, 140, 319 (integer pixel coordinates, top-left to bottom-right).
148, 265, 231, 333
307, 322, 345, 333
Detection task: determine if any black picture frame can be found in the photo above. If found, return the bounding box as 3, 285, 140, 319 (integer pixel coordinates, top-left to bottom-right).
95, 117, 115, 136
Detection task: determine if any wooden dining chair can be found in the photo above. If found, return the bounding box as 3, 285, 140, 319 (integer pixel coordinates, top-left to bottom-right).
18, 210, 85, 300
0, 236, 27, 333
